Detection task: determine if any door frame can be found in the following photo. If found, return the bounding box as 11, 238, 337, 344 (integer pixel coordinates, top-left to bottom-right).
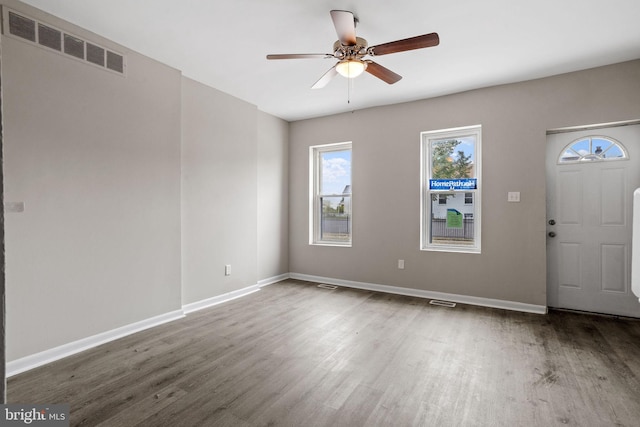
546, 119, 640, 315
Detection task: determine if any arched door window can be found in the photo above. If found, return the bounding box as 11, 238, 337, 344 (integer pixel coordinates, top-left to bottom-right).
558, 136, 628, 163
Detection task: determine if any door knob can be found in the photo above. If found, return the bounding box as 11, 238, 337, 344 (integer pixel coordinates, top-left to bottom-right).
548, 231, 556, 238
548, 219, 556, 225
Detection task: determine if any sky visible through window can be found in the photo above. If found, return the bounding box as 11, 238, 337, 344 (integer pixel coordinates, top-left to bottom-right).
442, 136, 475, 164
321, 150, 351, 195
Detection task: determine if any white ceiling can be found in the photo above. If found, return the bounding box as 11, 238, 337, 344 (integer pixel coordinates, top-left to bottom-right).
19, 0, 640, 122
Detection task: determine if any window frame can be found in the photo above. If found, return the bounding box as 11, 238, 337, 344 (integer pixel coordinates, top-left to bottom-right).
420, 125, 482, 253
557, 135, 628, 164
309, 142, 352, 247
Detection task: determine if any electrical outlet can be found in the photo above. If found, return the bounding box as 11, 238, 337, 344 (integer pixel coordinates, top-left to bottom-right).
225, 265, 231, 276
508, 192, 520, 202
398, 259, 405, 269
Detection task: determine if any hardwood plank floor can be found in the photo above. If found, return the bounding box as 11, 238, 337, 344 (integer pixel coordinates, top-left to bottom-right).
8, 279, 640, 426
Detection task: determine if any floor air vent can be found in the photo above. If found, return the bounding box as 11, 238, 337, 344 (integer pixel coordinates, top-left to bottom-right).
317, 284, 338, 290
429, 300, 456, 308
4, 8, 125, 75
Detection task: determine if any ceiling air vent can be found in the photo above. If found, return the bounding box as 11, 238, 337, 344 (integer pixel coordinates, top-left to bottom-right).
38, 23, 62, 51
3, 8, 125, 76
86, 43, 105, 66
63, 33, 84, 59
106, 51, 124, 73
8, 11, 35, 42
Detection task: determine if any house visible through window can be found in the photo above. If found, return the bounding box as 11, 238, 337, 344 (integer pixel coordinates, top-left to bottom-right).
310, 142, 352, 246
421, 125, 481, 253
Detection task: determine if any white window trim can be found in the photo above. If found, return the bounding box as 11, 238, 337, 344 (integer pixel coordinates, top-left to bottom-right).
309, 142, 352, 247
420, 125, 482, 254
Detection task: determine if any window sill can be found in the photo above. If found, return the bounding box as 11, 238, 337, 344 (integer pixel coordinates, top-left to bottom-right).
310, 242, 352, 248
421, 245, 481, 254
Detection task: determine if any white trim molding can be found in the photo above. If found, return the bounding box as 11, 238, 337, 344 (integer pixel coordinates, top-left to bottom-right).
182, 284, 261, 314
7, 274, 544, 377
8, 280, 288, 376
258, 273, 290, 287
7, 310, 185, 377
183, 276, 290, 315
290, 273, 547, 315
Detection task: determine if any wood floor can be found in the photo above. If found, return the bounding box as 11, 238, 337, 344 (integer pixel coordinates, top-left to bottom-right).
8, 279, 640, 426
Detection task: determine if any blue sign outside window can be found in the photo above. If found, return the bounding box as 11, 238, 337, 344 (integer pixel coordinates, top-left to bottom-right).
429, 178, 477, 190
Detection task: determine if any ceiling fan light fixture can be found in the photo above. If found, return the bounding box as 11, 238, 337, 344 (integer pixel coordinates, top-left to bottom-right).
266, 10, 439, 88
336, 59, 367, 78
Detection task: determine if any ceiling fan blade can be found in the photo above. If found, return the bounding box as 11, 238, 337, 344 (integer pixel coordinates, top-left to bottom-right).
312, 65, 339, 89
365, 61, 402, 84
330, 10, 357, 46
370, 33, 439, 56
267, 53, 333, 60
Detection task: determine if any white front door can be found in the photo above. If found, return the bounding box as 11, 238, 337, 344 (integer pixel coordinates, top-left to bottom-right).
546, 124, 640, 317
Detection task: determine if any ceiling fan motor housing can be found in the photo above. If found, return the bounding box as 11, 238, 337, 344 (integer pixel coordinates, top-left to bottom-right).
333, 37, 369, 60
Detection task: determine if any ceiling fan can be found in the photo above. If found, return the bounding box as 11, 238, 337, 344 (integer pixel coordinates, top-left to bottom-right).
266, 10, 439, 89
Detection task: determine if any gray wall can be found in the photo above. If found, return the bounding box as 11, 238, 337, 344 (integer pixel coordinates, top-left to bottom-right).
257, 112, 289, 281
181, 77, 259, 304
289, 60, 640, 306
2, 3, 183, 360
3, 0, 638, 369
2, 1, 289, 363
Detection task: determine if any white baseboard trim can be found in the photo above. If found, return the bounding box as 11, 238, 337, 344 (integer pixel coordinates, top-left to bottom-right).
182, 284, 261, 314
9, 282, 270, 376
7, 274, 545, 377
8, 282, 271, 377
7, 309, 185, 377
290, 273, 547, 315
258, 273, 290, 287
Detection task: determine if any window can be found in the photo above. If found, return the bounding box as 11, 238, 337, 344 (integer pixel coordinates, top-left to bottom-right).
310, 142, 352, 246
464, 192, 473, 205
558, 136, 627, 163
421, 125, 481, 253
